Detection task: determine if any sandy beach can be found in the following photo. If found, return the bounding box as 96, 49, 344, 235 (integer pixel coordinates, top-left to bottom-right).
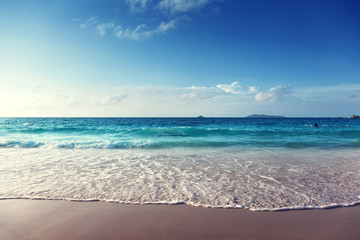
0, 200, 359, 240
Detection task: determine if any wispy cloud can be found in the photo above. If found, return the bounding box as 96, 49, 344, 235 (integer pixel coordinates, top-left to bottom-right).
126, 0, 150, 13
113, 26, 124, 39
2, 80, 359, 117
157, 0, 212, 13
216, 81, 243, 94
78, 16, 179, 40
187, 82, 294, 103
124, 0, 214, 14
156, 18, 179, 33
76, 0, 218, 40
216, 81, 260, 96
247, 86, 259, 94
114, 18, 178, 40
101, 93, 127, 105
80, 16, 97, 29
255, 86, 292, 102
79, 18, 115, 37
114, 24, 146, 40
96, 22, 115, 37
181, 90, 217, 101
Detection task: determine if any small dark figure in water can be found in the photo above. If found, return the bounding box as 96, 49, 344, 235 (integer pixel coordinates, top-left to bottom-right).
314, 123, 318, 127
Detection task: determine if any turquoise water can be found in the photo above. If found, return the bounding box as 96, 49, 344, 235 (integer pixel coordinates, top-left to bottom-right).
0, 118, 359, 210
0, 118, 359, 149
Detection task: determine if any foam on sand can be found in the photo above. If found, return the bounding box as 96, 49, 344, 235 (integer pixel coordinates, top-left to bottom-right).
1, 147, 359, 211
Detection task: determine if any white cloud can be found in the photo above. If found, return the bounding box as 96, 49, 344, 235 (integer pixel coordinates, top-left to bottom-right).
124, 0, 213, 14
79, 18, 116, 37
157, 0, 211, 13
76, 0, 218, 40
182, 82, 255, 103
102, 93, 127, 105
181, 91, 215, 101
54, 94, 84, 106
115, 24, 147, 40
247, 85, 259, 95
96, 22, 115, 37
80, 16, 97, 28
255, 86, 292, 102
126, 0, 150, 12
1, 80, 359, 117
114, 18, 178, 40
156, 18, 178, 33
186, 85, 215, 91
80, 17, 176, 40
216, 82, 260, 96
113, 26, 124, 38
181, 91, 199, 99
216, 81, 243, 94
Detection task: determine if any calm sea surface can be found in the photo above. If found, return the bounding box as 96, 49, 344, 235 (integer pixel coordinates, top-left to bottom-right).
0, 118, 359, 210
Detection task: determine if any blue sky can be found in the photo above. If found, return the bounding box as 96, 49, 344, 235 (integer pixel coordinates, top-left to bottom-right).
0, 0, 359, 117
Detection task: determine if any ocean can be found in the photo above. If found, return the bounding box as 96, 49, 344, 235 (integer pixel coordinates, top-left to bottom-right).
0, 117, 359, 210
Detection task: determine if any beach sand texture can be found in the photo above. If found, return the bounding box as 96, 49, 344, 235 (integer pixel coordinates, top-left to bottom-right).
0, 200, 359, 240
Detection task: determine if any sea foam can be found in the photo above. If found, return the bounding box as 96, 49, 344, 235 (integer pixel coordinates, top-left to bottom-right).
1, 147, 359, 211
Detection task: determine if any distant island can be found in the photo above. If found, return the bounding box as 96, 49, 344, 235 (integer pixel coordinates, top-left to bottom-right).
245, 114, 286, 118
337, 115, 360, 119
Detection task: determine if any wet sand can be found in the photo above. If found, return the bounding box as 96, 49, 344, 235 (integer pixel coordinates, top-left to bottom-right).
0, 199, 359, 240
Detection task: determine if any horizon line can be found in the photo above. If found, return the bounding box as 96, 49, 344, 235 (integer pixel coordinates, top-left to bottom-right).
0, 116, 358, 119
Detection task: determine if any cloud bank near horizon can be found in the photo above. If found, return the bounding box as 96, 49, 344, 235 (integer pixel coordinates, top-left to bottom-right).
1, 80, 359, 117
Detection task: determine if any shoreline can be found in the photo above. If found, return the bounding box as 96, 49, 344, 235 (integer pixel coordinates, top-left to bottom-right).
1, 197, 360, 212
1, 199, 359, 240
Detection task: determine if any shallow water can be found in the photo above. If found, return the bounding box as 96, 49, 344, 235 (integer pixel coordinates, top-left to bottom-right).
1, 118, 359, 150
0, 118, 359, 210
